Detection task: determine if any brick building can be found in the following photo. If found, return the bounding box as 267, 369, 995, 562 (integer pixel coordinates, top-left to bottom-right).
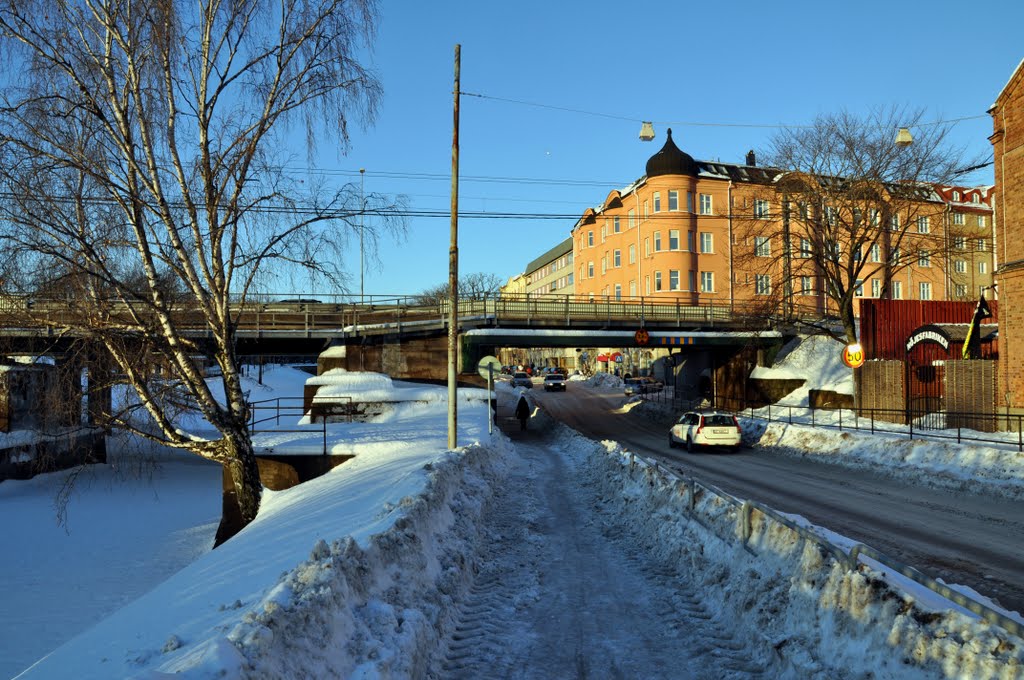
990, 57, 1024, 410
570, 130, 993, 319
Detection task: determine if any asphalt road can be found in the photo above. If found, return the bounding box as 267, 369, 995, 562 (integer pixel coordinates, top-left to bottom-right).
530, 379, 1024, 618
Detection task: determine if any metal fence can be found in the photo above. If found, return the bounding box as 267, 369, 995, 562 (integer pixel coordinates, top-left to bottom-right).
246, 396, 352, 456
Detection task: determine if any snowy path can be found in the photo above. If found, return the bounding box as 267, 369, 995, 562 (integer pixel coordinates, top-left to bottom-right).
428, 431, 771, 679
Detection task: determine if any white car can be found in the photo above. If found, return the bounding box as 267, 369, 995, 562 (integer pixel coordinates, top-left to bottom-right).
668, 411, 741, 452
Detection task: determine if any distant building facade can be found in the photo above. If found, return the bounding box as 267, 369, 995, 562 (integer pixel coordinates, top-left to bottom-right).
990, 58, 1024, 410
932, 184, 996, 301
523, 237, 574, 297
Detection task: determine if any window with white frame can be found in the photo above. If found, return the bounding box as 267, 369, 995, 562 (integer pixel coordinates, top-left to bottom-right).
654, 232, 662, 252
645, 276, 650, 295
669, 230, 680, 250
700, 271, 714, 292
754, 199, 770, 219
611, 284, 619, 300
669, 270, 680, 291
579, 266, 584, 281
853, 246, 862, 262
892, 281, 903, 299
954, 260, 966, 273
953, 190, 961, 201
972, 193, 980, 204
978, 238, 987, 251
601, 256, 607, 274
629, 244, 636, 264
919, 282, 932, 300
653, 192, 661, 213
687, 231, 695, 251
654, 271, 662, 291
700, 232, 713, 253
854, 279, 864, 297
871, 278, 881, 297
824, 206, 838, 225
953, 213, 964, 226
613, 249, 621, 267
798, 202, 809, 220
889, 215, 900, 231
918, 250, 931, 267
668, 190, 679, 211
980, 261, 988, 274
629, 280, 637, 297
826, 240, 839, 260
644, 237, 650, 257
801, 275, 813, 295
977, 215, 986, 227
800, 238, 812, 258
688, 270, 696, 291
686, 191, 694, 212
870, 243, 881, 262
954, 236, 965, 249
754, 236, 770, 257
628, 209, 635, 229
869, 208, 880, 227
601, 224, 606, 242
699, 193, 713, 215
588, 261, 594, 277
955, 284, 967, 297
614, 217, 621, 233
891, 247, 901, 264
917, 216, 930, 234
587, 230, 594, 247
643, 200, 649, 219
755, 274, 771, 295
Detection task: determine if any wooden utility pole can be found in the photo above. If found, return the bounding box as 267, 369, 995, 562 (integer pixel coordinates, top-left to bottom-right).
447, 44, 460, 449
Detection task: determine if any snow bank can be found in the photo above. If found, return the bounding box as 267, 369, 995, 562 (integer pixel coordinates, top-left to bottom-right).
583, 434, 1024, 678
581, 372, 624, 389
751, 335, 854, 402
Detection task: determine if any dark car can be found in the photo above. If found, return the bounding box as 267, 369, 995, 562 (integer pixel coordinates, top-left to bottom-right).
510, 372, 533, 389
624, 376, 663, 396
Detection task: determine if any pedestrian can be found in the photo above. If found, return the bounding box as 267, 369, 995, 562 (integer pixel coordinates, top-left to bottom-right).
515, 395, 530, 431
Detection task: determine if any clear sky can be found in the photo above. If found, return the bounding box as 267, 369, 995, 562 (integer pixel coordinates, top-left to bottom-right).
296, 0, 1024, 298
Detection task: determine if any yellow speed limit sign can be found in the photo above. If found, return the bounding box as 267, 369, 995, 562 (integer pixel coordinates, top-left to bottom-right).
634, 328, 650, 345
842, 343, 865, 369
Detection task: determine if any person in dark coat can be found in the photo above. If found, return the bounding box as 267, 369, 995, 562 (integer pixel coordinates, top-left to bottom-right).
514, 395, 530, 430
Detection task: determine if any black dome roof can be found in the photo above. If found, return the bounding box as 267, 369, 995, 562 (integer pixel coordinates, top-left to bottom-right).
645, 128, 699, 178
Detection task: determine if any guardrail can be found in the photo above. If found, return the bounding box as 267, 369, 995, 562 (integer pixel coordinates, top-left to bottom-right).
619, 447, 1022, 639
246, 396, 351, 456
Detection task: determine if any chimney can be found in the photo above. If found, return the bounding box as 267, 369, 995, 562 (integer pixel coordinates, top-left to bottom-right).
745, 149, 756, 167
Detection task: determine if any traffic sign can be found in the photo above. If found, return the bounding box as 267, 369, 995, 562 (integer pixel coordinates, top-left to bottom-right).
842, 343, 865, 369
634, 328, 650, 345
477, 355, 502, 379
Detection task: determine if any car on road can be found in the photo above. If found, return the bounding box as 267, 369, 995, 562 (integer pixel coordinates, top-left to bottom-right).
624, 376, 663, 396
510, 372, 533, 389
543, 373, 567, 391
668, 411, 741, 452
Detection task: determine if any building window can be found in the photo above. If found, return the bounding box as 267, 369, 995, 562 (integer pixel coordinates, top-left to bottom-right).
755, 274, 771, 295
869, 209, 880, 227
587, 231, 594, 247
686, 191, 694, 212
892, 281, 903, 299
669, 270, 680, 291
645, 276, 650, 295
955, 284, 967, 297
977, 215, 986, 227
614, 284, 622, 300
953, 190, 961, 201
801, 276, 813, 295
700, 232, 713, 253
699, 193, 713, 215
826, 241, 839, 261
800, 238, 812, 258
579, 266, 584, 281
687, 231, 695, 251
890, 215, 900, 231
643, 201, 649, 220
754, 236, 770, 257
798, 202, 809, 220
567, 273, 573, 285
613, 249, 621, 267
601, 256, 607, 275
854, 279, 864, 297
853, 246, 862, 262
954, 260, 966, 274
953, 213, 964, 226
891, 247, 901, 264
601, 225, 606, 242
871, 278, 881, 297
654, 232, 662, 252
824, 206, 838, 225
669, 230, 680, 250
870, 244, 881, 262
688, 270, 696, 291
972, 193, 980, 204
653, 192, 661, 213
979, 261, 988, 274
629, 244, 636, 264
918, 250, 931, 267
614, 217, 621, 233
919, 282, 932, 300
644, 238, 651, 257
700, 271, 714, 292
977, 238, 987, 251
654, 271, 662, 291
588, 262, 594, 278
668, 190, 679, 211
628, 210, 635, 229
954, 236, 965, 250
629, 280, 636, 297
916, 216, 930, 234
754, 199, 770, 219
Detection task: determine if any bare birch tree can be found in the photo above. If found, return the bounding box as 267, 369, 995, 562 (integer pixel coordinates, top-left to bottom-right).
0, 0, 401, 543
734, 107, 978, 345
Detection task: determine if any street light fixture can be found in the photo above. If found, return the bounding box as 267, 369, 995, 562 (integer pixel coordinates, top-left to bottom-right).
359, 168, 365, 304
639, 121, 656, 142
895, 127, 913, 147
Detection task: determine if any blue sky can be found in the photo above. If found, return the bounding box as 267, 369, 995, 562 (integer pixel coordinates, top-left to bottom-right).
298, 0, 1024, 297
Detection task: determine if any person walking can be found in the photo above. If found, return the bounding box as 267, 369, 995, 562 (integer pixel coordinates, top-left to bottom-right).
515, 395, 530, 431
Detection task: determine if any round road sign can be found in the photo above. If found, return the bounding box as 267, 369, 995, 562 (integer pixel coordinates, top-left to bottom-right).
634, 328, 650, 345
842, 343, 865, 369
477, 355, 502, 379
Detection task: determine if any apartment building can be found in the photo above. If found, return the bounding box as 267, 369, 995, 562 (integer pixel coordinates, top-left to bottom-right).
521, 237, 574, 297
572, 129, 993, 316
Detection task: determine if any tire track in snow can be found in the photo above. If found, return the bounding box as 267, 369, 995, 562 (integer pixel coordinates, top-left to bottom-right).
428, 433, 773, 679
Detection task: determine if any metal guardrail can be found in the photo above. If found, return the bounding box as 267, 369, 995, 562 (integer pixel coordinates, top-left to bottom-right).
246, 396, 351, 456
615, 447, 1022, 639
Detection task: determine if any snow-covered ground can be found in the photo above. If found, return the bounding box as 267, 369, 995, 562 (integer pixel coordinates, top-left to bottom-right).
4, 353, 1024, 678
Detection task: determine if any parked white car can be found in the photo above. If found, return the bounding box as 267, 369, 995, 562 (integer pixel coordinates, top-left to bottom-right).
668, 411, 741, 452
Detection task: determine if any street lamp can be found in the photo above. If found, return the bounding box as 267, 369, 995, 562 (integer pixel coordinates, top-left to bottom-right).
359, 168, 365, 304
448, 45, 461, 450
639, 121, 656, 142
895, 127, 913, 147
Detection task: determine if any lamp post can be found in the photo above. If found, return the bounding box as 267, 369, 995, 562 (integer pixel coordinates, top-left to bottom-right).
359, 168, 365, 305
448, 45, 461, 450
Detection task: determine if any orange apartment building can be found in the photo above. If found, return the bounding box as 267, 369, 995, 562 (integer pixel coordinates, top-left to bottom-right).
571, 129, 994, 321
991, 57, 1024, 410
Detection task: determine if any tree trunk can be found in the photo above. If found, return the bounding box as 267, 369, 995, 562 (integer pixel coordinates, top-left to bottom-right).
213, 433, 262, 547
